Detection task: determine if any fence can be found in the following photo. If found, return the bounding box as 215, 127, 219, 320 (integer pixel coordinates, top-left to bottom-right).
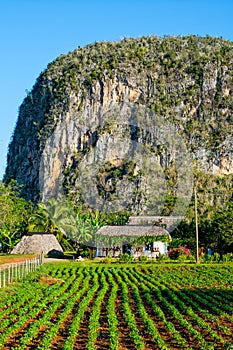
0, 256, 42, 289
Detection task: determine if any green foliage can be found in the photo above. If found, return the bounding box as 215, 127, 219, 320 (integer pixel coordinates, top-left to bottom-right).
28, 199, 100, 246
118, 253, 133, 262
58, 236, 74, 252
170, 175, 232, 255
156, 252, 169, 262
221, 252, 233, 262
133, 234, 170, 245
138, 255, 148, 262
208, 200, 233, 253
168, 247, 193, 260
1, 263, 233, 348
75, 244, 96, 259
0, 180, 32, 251
102, 255, 113, 264
28, 198, 78, 237
169, 220, 196, 253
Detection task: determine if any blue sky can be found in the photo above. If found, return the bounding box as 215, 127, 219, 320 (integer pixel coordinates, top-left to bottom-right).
0, 0, 233, 179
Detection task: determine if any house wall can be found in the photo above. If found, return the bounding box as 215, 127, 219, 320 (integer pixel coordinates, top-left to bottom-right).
152, 241, 167, 254
96, 244, 121, 257
95, 241, 167, 258
140, 241, 167, 257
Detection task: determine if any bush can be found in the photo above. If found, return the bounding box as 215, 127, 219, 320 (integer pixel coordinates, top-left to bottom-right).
222, 253, 233, 262
212, 252, 221, 262
156, 253, 169, 262
138, 255, 148, 262
201, 252, 233, 263
200, 253, 212, 263
168, 247, 193, 260
102, 256, 113, 264
118, 253, 133, 262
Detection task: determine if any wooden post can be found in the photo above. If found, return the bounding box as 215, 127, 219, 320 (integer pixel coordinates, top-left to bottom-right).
3, 270, 6, 288
8, 266, 11, 285
194, 187, 199, 263
40, 251, 44, 265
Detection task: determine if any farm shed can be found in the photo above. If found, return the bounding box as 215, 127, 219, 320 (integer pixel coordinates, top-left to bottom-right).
95, 225, 171, 258
11, 232, 63, 255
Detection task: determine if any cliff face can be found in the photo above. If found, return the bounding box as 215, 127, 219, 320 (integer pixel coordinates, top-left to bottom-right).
4, 35, 233, 216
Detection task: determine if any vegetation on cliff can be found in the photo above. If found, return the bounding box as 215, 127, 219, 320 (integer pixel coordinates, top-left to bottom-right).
2, 35, 233, 253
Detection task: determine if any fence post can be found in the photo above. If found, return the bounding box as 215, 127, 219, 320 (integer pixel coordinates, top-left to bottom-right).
18, 262, 21, 280
8, 266, 10, 285
3, 269, 6, 288
0, 255, 42, 289
15, 263, 17, 281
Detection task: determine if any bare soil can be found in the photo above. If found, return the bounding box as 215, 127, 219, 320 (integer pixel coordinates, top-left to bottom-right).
0, 255, 37, 266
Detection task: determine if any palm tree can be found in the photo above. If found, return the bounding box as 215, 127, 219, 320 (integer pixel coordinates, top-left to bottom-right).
74, 215, 94, 244
28, 202, 53, 233
28, 198, 97, 244
28, 199, 77, 238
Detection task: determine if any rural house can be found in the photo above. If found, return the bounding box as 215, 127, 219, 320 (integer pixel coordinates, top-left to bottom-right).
94, 216, 179, 258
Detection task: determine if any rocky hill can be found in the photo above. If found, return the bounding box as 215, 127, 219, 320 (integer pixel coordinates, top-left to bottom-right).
4, 35, 233, 219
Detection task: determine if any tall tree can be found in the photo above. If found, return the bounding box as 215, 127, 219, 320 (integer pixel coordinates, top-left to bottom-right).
28, 198, 77, 238
206, 200, 233, 253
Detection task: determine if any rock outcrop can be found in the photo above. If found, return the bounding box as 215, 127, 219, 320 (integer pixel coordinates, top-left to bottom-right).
4, 35, 233, 217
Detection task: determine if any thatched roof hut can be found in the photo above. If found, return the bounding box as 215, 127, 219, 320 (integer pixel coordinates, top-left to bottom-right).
95, 225, 172, 241
11, 232, 63, 255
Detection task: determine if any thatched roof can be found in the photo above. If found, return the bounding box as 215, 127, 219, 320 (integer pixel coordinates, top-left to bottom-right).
11, 233, 63, 255
127, 216, 185, 231
95, 225, 172, 241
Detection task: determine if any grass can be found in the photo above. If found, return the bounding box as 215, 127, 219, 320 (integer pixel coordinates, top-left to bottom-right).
0, 254, 37, 265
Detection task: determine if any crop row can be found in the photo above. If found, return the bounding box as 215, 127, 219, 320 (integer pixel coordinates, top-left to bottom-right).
131, 268, 233, 346
0, 266, 86, 349
0, 263, 232, 349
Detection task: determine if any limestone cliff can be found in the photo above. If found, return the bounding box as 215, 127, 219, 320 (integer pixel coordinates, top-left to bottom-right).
4, 35, 233, 217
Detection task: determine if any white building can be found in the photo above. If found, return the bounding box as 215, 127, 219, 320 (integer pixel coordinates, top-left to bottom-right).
95, 224, 172, 258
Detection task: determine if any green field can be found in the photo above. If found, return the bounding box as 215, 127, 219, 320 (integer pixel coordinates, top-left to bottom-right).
0, 262, 233, 349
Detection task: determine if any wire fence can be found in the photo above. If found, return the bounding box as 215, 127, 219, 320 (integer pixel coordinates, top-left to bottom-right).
0, 256, 42, 289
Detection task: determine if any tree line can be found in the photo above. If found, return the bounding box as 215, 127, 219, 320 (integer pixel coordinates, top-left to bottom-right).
0, 180, 232, 255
